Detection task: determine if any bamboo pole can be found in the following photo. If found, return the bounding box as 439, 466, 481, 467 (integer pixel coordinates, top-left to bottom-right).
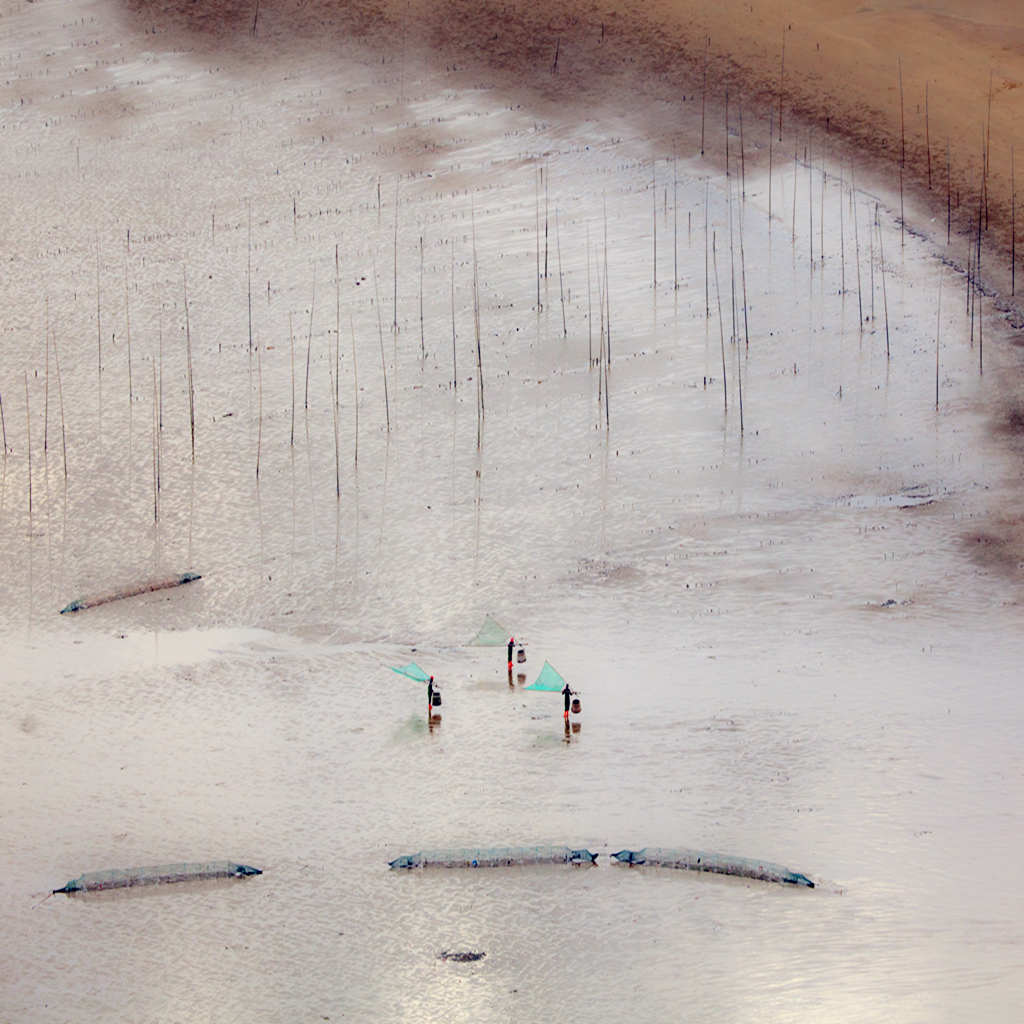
289, 311, 296, 446
304, 265, 317, 410
256, 346, 263, 480
419, 234, 425, 359
586, 223, 594, 363
876, 204, 891, 361
450, 231, 457, 387
52, 334, 67, 479
183, 266, 195, 462
350, 311, 359, 464
712, 232, 728, 414
556, 207, 567, 336
852, 165, 863, 326
124, 247, 132, 407
43, 297, 50, 452
392, 176, 399, 334
153, 361, 159, 519
247, 199, 253, 355
925, 81, 932, 190
701, 35, 709, 156
373, 253, 391, 431
673, 152, 679, 290
935, 268, 942, 409
24, 372, 31, 517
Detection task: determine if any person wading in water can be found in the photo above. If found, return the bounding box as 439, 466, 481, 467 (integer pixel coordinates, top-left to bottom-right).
427, 676, 434, 713
562, 681, 575, 721
507, 637, 515, 676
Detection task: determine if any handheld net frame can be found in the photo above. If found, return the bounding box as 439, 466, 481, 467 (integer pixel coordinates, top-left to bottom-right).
466, 615, 510, 647
390, 662, 431, 682
524, 661, 568, 692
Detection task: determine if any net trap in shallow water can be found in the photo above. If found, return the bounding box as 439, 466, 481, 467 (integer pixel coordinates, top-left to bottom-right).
389, 846, 598, 869
52, 861, 262, 894
59, 572, 201, 614
611, 847, 813, 887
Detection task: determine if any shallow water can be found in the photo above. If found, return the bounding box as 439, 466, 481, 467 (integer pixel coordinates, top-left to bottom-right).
2, 2, 1024, 1021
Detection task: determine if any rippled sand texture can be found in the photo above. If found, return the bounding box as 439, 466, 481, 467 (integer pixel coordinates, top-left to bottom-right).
2, 1, 1024, 1022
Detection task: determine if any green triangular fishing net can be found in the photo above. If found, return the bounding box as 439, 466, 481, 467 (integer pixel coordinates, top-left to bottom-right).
467, 615, 511, 647
391, 662, 430, 682
524, 660, 567, 691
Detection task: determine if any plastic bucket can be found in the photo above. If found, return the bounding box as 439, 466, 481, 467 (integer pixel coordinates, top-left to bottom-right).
571, 698, 581, 714
431, 692, 442, 707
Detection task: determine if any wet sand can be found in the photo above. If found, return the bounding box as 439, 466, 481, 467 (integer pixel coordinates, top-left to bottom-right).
3, 1, 1024, 1021
113, 0, 1024, 295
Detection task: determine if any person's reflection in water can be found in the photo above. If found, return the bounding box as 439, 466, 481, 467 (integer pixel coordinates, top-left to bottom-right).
428, 709, 441, 734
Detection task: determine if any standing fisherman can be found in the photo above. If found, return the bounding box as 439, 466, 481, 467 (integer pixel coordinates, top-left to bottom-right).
507, 636, 515, 675
562, 681, 575, 721
427, 675, 434, 713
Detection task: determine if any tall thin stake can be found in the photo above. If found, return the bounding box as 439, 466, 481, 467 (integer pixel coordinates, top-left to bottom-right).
419, 234, 425, 358
52, 334, 67, 479
450, 232, 458, 386
652, 161, 657, 290
289, 312, 296, 445
247, 199, 253, 354
350, 312, 359, 464
183, 267, 195, 462
556, 207, 567, 336
712, 232, 728, 413
1012, 145, 1017, 297
43, 297, 50, 452
304, 265, 316, 410
852, 165, 863, 325
24, 372, 31, 517
876, 205, 891, 361
925, 81, 932, 189
373, 254, 391, 431
701, 35, 709, 156
256, 346, 263, 480
778, 29, 785, 142
586, 223, 594, 363
935, 269, 942, 409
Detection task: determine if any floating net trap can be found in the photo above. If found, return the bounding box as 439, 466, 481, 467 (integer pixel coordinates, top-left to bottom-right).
60, 572, 201, 614
389, 846, 597, 869
611, 847, 813, 887
53, 861, 262, 894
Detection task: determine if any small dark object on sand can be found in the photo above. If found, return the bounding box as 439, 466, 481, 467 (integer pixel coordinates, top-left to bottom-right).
439, 950, 486, 962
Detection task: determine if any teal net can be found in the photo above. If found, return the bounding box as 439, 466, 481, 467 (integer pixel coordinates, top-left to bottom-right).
467, 615, 510, 646
390, 662, 430, 682
611, 847, 813, 887
54, 861, 262, 894
524, 661, 567, 692
389, 846, 597, 869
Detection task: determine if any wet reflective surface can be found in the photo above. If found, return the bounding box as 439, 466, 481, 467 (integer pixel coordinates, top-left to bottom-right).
2, 3, 1024, 1021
